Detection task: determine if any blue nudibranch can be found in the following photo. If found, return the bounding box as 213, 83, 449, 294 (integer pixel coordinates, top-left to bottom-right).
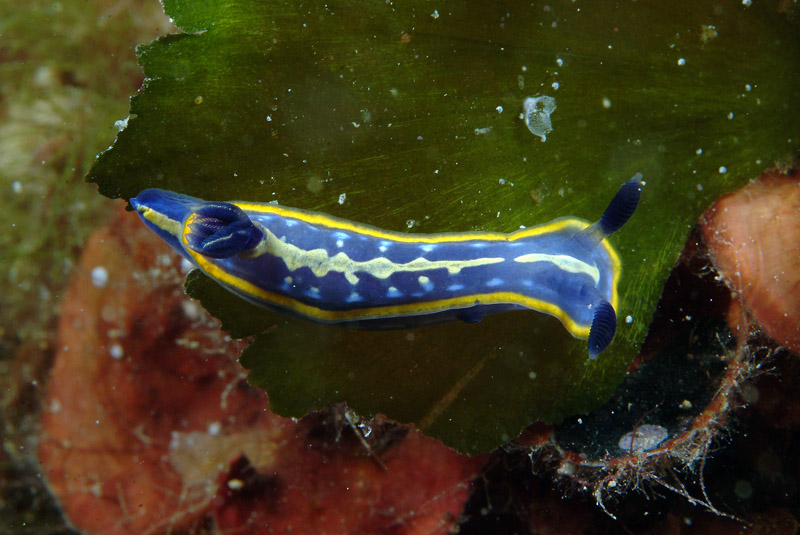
131, 174, 641, 358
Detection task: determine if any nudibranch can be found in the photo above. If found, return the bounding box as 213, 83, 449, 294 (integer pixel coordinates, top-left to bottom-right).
131, 174, 642, 358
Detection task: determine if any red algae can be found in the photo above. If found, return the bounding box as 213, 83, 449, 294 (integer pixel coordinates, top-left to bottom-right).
38, 205, 485, 535
701, 168, 800, 354
38, 203, 276, 534
215, 429, 482, 534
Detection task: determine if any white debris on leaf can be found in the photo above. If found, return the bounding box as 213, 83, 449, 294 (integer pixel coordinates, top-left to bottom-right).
113, 116, 130, 131
523, 96, 556, 142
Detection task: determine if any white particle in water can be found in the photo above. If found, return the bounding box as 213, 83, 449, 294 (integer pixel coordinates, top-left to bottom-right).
182, 300, 202, 321
602, 97, 612, 109
742, 0, 751, 6
431, 9, 439, 18
338, 193, 347, 205
109, 344, 124, 360
207, 422, 222, 436
91, 266, 108, 288
496, 105, 504, 113
556, 58, 563, 66
677, 58, 686, 66
406, 219, 416, 229
12, 181, 22, 193
719, 166, 728, 174
625, 315, 633, 324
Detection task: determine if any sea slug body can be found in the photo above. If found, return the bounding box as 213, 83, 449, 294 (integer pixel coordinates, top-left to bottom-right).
131, 174, 642, 358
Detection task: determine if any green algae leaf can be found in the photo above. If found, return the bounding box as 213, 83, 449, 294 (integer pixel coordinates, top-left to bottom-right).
90, 0, 800, 452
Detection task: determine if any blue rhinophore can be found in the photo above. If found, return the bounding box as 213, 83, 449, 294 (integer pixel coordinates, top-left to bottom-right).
130, 175, 642, 358
597, 173, 643, 236
185, 202, 263, 258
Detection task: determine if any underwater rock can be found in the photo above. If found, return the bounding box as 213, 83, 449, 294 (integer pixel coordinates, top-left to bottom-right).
38, 205, 485, 535
701, 168, 800, 354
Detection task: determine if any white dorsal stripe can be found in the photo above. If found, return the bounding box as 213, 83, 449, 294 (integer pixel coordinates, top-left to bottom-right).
513, 253, 599, 284
260, 227, 504, 285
